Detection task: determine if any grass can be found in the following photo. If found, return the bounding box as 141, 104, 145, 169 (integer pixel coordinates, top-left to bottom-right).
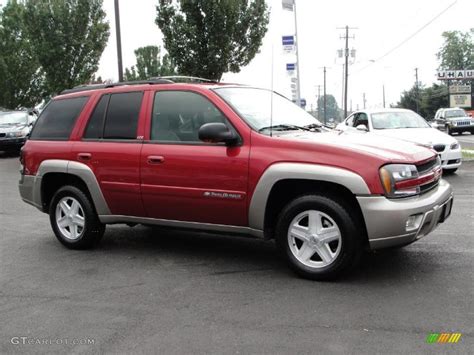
462, 150, 474, 160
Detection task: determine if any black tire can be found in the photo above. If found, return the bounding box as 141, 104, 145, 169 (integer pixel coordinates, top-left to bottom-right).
443, 168, 458, 174
49, 185, 105, 249
275, 195, 363, 280
447, 126, 453, 135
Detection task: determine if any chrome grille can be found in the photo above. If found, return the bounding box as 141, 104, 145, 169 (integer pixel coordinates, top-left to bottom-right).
456, 120, 471, 127
416, 157, 441, 195
416, 157, 437, 175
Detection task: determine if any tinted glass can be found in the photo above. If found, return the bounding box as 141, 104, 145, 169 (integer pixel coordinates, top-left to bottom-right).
103, 92, 143, 139
83, 95, 109, 139
30, 97, 88, 140
151, 91, 228, 142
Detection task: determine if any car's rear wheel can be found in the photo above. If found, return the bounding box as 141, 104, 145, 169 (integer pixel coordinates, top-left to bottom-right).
49, 185, 105, 249
275, 195, 362, 280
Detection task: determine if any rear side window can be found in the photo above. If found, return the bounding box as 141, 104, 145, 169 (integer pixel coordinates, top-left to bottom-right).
30, 97, 88, 140
83, 94, 109, 139
83, 92, 143, 140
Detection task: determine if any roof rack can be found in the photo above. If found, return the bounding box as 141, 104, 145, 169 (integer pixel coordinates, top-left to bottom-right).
154, 76, 217, 83
60, 78, 174, 95
60, 76, 217, 95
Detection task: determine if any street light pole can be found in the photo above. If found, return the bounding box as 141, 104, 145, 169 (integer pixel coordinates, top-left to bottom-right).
114, 0, 124, 82
293, 0, 302, 107
323, 66, 327, 124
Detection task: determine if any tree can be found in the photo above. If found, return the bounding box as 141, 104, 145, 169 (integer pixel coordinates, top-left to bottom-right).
397, 83, 448, 119
124, 45, 177, 81
156, 0, 269, 81
0, 1, 44, 109
317, 95, 339, 122
437, 29, 474, 70
23, 0, 109, 95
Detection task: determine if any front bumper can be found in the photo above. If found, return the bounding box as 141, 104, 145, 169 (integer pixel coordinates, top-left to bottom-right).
0, 137, 26, 150
439, 148, 462, 170
357, 179, 453, 249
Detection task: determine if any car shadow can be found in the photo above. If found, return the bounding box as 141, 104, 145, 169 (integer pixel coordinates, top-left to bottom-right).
0, 150, 20, 159
82, 225, 442, 282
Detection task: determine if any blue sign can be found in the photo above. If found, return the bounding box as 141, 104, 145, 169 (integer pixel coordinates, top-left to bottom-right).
286, 63, 296, 71
300, 98, 306, 107
282, 36, 295, 46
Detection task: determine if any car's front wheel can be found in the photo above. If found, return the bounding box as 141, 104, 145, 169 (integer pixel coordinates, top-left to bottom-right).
49, 185, 105, 249
275, 195, 363, 280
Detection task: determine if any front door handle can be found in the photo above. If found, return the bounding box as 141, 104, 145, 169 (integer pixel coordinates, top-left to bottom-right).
147, 155, 165, 164
77, 153, 92, 161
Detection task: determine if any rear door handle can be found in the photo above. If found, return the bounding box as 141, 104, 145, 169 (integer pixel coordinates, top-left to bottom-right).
77, 153, 92, 161
147, 155, 165, 164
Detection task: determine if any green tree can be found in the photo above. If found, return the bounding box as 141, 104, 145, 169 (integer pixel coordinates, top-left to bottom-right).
156, 0, 269, 81
420, 83, 448, 119
437, 29, 474, 69
397, 83, 448, 119
0, 0, 44, 109
124, 45, 177, 81
23, 0, 109, 95
317, 95, 339, 123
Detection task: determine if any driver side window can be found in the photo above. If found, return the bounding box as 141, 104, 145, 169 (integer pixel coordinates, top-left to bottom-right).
151, 91, 229, 143
345, 114, 355, 126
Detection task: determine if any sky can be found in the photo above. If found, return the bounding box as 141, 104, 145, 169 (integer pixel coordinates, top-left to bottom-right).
2, 0, 473, 112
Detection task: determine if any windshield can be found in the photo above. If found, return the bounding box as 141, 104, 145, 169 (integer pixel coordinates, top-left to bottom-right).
371, 111, 430, 129
0, 112, 28, 125
214, 87, 322, 133
445, 109, 467, 118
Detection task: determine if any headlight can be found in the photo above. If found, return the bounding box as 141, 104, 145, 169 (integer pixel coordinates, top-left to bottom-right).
6, 131, 27, 138
379, 164, 419, 198
450, 142, 460, 150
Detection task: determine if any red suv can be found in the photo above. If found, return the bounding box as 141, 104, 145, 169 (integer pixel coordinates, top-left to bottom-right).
19, 78, 453, 280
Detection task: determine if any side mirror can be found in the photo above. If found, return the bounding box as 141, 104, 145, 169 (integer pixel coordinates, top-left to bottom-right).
198, 123, 238, 145
356, 124, 368, 132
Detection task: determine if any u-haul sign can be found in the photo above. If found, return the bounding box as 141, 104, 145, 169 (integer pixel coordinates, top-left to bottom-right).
438, 70, 474, 80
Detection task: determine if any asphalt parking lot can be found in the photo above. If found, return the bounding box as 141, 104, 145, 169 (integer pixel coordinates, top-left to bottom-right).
0, 153, 473, 354
457, 132, 474, 151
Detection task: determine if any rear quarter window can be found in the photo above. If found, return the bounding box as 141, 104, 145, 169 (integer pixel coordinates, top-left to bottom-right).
30, 96, 89, 140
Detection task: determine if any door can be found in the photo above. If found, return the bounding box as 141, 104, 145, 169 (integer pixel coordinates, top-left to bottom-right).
140, 90, 249, 226
72, 91, 146, 217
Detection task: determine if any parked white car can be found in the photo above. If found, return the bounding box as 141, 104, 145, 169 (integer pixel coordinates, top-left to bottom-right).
336, 108, 462, 173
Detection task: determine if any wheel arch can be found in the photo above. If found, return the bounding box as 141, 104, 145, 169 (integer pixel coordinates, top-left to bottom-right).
37, 160, 110, 215
248, 163, 370, 241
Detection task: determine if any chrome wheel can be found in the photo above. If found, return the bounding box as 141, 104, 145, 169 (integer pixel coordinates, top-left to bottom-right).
287, 210, 342, 268
55, 197, 85, 240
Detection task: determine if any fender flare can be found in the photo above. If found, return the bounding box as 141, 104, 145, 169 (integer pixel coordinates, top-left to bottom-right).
37, 159, 111, 215
248, 163, 371, 230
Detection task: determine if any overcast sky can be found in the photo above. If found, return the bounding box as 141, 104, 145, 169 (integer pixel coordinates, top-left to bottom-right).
2, 0, 473, 113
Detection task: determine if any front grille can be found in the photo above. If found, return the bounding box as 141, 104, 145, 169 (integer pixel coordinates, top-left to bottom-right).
419, 179, 439, 194
416, 158, 437, 175
455, 120, 471, 127
432, 144, 445, 152
0, 133, 5, 138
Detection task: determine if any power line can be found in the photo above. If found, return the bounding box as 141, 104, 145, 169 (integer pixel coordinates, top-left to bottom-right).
352, 0, 458, 76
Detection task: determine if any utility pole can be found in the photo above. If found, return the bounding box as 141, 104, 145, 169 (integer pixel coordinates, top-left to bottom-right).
414, 68, 419, 113
363, 92, 366, 109
293, 0, 302, 107
319, 67, 330, 124
316, 85, 321, 120
337, 26, 357, 119
382, 84, 386, 108
323, 67, 327, 124
114, 0, 123, 82
341, 63, 345, 111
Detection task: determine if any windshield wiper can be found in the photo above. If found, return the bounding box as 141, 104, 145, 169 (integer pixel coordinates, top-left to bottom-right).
258, 124, 311, 132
